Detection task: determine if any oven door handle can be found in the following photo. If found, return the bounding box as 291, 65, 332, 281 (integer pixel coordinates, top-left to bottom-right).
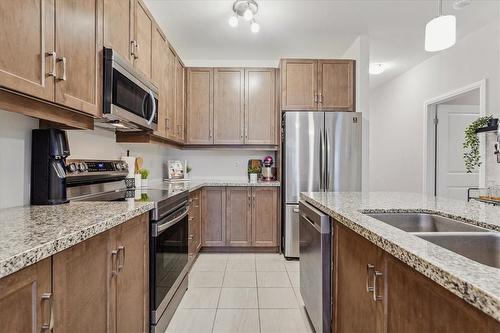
154, 206, 190, 235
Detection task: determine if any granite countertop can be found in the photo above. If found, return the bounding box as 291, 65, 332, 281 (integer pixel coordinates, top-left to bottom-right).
150, 179, 281, 193
300, 191, 500, 321
0, 201, 154, 279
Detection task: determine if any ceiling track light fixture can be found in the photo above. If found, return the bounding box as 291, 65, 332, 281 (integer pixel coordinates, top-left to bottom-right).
228, 0, 260, 33
425, 0, 456, 52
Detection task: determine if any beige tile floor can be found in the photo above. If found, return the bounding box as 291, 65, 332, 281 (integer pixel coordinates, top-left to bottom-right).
165, 253, 314, 333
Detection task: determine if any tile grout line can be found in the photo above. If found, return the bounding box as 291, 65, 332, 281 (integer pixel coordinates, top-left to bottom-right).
211, 256, 227, 333
254, 255, 262, 333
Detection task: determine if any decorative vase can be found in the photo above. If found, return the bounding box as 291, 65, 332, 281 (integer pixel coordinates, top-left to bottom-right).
134, 174, 141, 189
249, 173, 258, 183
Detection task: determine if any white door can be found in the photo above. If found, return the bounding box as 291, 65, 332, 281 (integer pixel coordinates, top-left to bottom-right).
436, 105, 479, 200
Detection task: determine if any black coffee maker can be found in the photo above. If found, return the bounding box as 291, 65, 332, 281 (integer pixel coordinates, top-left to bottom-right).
31, 129, 70, 205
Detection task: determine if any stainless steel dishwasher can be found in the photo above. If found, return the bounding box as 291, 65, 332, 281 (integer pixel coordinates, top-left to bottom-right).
299, 200, 332, 333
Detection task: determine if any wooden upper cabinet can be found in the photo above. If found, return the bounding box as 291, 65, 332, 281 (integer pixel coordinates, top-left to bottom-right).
0, 0, 55, 101
186, 68, 214, 144
152, 27, 167, 138
175, 58, 185, 142
134, 0, 152, 79
213, 68, 245, 144
53, 230, 111, 333
251, 187, 278, 246
103, 0, 134, 64
151, 26, 166, 90
385, 255, 499, 333
318, 60, 355, 111
113, 214, 149, 333
202, 187, 226, 247
245, 68, 276, 145
165, 47, 177, 141
226, 187, 252, 246
55, 0, 102, 117
335, 224, 384, 333
0, 258, 51, 333
281, 59, 318, 110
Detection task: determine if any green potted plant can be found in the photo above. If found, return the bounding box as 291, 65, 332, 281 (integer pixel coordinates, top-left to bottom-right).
139, 168, 150, 187
185, 165, 192, 179
248, 166, 260, 183
463, 115, 492, 173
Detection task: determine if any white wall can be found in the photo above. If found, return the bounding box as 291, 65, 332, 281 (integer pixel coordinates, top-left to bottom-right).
343, 35, 370, 191
370, 21, 500, 192
0, 110, 274, 208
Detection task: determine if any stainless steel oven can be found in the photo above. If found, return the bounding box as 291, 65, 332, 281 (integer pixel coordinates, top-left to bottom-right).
150, 192, 190, 333
98, 47, 158, 131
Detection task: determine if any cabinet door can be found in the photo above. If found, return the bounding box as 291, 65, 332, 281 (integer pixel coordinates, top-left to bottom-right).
134, 0, 152, 78
385, 255, 499, 333
318, 60, 355, 111
335, 224, 384, 333
175, 58, 185, 142
53, 230, 111, 332
55, 0, 102, 116
152, 27, 167, 138
189, 190, 202, 255
0, 258, 51, 333
226, 187, 252, 247
103, 0, 133, 64
186, 68, 214, 144
165, 47, 177, 141
251, 187, 278, 247
213, 68, 245, 144
202, 187, 226, 247
245, 68, 276, 145
114, 214, 149, 333
280, 59, 318, 110
0, 0, 55, 101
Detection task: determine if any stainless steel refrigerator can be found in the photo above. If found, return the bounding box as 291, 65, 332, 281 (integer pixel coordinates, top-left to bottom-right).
283, 111, 362, 258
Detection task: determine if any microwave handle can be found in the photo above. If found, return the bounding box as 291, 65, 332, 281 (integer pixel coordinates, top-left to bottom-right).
147, 89, 156, 126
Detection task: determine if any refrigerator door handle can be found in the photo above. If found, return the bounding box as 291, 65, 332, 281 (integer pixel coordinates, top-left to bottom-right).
319, 128, 324, 191
325, 129, 330, 190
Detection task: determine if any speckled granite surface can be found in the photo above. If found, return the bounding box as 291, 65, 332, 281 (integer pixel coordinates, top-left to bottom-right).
0, 201, 154, 279
300, 191, 500, 321
150, 179, 281, 193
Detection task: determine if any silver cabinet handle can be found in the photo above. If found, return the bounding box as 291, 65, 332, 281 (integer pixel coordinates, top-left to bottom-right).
41, 292, 53, 330
57, 57, 66, 81
111, 249, 118, 277
135, 41, 139, 59
188, 234, 194, 240
319, 93, 323, 104
118, 246, 125, 272
366, 264, 375, 293
314, 93, 318, 104
46, 51, 56, 77
165, 118, 170, 130
293, 208, 299, 213
130, 40, 136, 58
372, 270, 383, 301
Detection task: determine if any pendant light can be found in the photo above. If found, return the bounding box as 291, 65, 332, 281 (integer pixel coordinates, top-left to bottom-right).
425, 0, 456, 52
228, 0, 260, 33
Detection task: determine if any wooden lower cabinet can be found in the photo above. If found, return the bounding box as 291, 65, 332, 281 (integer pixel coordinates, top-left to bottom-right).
334, 223, 500, 333
26, 213, 148, 333
335, 223, 384, 333
226, 187, 252, 246
189, 189, 202, 256
53, 229, 111, 332
202, 186, 278, 248
202, 187, 227, 247
0, 258, 51, 333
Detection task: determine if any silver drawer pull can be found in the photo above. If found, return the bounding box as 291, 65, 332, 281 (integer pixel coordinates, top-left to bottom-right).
366, 264, 374, 293
372, 270, 383, 301
118, 246, 126, 271
46, 51, 56, 77
41, 292, 53, 330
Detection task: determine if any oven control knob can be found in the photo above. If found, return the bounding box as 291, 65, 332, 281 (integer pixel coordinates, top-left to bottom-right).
115, 162, 123, 171
78, 162, 88, 172
67, 163, 77, 173
121, 162, 128, 171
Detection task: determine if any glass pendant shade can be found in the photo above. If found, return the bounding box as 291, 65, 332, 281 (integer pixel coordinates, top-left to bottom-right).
425, 15, 456, 52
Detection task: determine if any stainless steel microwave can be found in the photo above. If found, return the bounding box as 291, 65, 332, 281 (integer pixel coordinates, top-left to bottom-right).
98, 47, 158, 131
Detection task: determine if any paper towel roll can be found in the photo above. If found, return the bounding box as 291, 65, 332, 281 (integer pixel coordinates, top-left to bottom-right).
121, 156, 136, 178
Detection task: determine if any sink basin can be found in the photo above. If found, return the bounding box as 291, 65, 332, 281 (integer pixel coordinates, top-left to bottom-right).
416, 233, 500, 269
365, 213, 487, 233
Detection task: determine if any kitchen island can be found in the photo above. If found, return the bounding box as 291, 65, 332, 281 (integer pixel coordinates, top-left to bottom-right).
300, 191, 500, 328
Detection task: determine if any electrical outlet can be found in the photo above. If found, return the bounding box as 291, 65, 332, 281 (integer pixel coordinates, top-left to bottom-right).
235, 161, 240, 168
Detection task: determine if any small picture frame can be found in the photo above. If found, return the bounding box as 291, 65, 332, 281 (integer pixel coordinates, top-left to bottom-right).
167, 160, 185, 179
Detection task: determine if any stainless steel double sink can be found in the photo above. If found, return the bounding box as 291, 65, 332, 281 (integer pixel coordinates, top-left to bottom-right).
365, 212, 500, 269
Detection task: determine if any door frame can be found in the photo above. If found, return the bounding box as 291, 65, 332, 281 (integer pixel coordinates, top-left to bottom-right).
422, 79, 486, 195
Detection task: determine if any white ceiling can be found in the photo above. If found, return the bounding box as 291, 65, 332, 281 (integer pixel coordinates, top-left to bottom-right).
145, 0, 500, 88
